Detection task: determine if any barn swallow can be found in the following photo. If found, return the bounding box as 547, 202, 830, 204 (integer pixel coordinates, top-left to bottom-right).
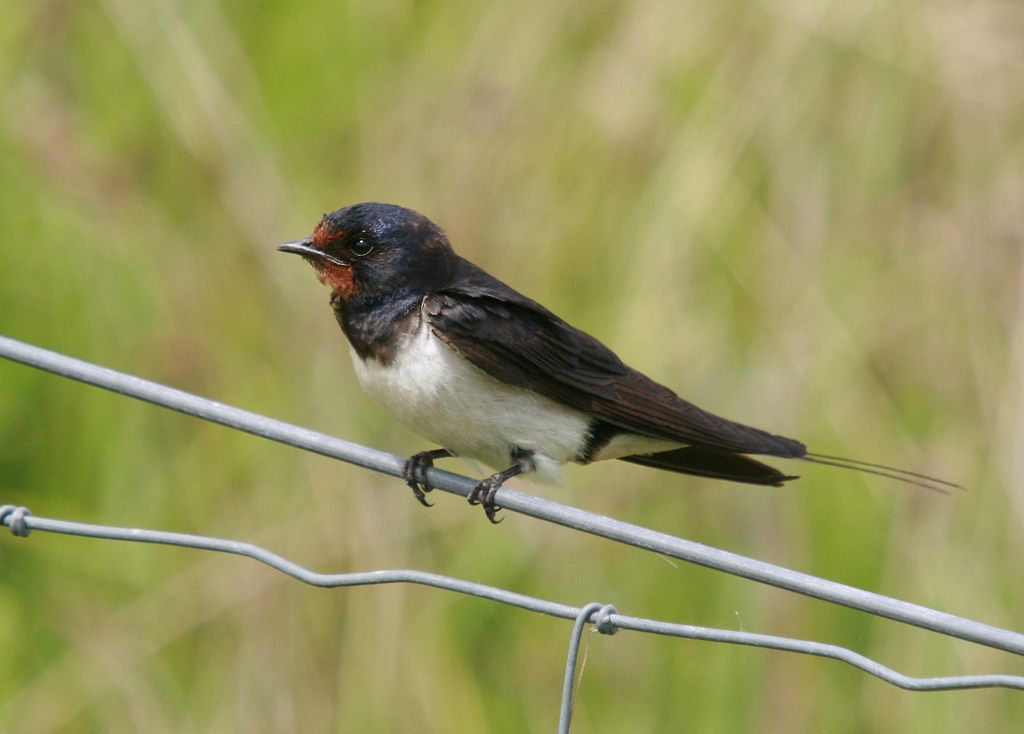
279, 202, 957, 522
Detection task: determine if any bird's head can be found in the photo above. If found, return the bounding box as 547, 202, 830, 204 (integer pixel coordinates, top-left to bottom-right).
278, 202, 455, 304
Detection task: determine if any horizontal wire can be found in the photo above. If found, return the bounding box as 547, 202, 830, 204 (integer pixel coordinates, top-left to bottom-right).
1, 333, 1023, 661
3, 508, 1022, 692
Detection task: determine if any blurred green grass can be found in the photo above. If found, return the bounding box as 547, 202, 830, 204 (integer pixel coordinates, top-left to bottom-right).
1, 0, 1023, 731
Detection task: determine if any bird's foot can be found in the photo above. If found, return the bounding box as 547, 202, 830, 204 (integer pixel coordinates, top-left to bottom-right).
467, 452, 535, 524
402, 449, 451, 507
467, 474, 507, 524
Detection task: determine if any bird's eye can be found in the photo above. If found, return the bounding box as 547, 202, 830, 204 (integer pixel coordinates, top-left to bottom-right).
350, 236, 374, 257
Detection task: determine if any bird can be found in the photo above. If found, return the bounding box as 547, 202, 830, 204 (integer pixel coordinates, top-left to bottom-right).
279, 202, 958, 522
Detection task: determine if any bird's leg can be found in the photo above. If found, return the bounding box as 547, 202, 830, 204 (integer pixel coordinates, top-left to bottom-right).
403, 448, 452, 507
468, 449, 534, 524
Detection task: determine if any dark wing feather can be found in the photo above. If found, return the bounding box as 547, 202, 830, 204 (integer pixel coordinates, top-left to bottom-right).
621, 447, 798, 486
426, 258, 806, 458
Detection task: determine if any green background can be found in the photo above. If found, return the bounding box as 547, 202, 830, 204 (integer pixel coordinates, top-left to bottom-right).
2, 1, 1022, 731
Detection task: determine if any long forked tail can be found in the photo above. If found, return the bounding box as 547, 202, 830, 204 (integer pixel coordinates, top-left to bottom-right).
801, 452, 963, 494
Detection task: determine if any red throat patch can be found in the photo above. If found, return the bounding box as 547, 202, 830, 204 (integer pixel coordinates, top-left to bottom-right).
309, 219, 357, 298
317, 261, 357, 298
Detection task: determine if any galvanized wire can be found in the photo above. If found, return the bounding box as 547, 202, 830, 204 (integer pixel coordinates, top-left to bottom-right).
2, 332, 1024, 728
560, 602, 617, 733
3, 334, 1023, 656
2, 506, 1023, 698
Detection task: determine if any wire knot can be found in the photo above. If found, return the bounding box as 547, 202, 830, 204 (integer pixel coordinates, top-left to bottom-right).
0, 505, 32, 537
594, 604, 619, 635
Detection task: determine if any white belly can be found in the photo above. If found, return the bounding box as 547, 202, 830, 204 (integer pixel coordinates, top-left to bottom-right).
349, 323, 592, 481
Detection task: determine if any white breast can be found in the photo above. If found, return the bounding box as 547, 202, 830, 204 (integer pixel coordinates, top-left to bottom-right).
349, 321, 592, 481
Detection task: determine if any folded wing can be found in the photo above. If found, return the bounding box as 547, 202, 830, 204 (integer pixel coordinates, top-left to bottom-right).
426, 259, 806, 462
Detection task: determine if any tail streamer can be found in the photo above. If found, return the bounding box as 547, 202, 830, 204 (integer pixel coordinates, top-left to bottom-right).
801, 453, 963, 494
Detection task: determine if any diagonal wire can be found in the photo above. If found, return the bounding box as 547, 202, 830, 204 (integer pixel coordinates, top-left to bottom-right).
1, 333, 1023, 661
2, 507, 1023, 696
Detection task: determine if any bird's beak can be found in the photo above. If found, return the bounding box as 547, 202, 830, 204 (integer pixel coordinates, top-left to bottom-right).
278, 238, 318, 257
277, 239, 348, 266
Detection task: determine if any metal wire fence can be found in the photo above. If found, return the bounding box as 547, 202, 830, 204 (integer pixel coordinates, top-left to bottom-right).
2, 333, 1023, 731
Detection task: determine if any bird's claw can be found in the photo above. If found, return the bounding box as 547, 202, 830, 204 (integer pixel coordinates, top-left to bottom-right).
468, 476, 504, 524
403, 452, 439, 507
